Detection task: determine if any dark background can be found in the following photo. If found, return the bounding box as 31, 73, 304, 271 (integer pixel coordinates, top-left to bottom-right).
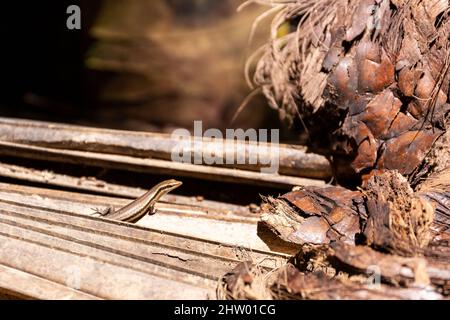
1, 1, 101, 121
0, 1, 297, 140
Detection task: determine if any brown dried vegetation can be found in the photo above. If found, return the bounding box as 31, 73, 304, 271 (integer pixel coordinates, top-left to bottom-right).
220, 0, 450, 300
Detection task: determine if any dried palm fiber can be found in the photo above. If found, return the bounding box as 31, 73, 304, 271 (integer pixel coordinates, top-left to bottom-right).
246, 1, 450, 296
218, 241, 448, 299
249, 0, 450, 178
260, 170, 441, 254
249, 0, 450, 246
249, 171, 450, 298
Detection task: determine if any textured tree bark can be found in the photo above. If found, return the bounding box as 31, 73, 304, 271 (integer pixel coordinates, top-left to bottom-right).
221, 241, 449, 299
253, 0, 449, 180
235, 0, 450, 299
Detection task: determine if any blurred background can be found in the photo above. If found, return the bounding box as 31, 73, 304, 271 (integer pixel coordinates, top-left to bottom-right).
0, 0, 295, 139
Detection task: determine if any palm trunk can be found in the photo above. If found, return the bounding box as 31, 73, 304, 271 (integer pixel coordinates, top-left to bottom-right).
239, 0, 450, 299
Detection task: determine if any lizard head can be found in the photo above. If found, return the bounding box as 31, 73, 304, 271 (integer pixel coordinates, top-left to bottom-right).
154, 179, 183, 201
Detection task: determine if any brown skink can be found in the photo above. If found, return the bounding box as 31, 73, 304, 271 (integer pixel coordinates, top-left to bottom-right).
96, 179, 182, 223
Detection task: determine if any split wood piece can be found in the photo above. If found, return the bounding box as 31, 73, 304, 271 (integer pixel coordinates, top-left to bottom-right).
300, 241, 448, 295
0, 141, 325, 189
271, 264, 443, 300
292, 242, 448, 292
0, 209, 214, 299
0, 117, 335, 180
0, 200, 289, 299
336, 242, 450, 295
0, 264, 101, 300
0, 198, 289, 270
260, 186, 366, 246
329, 242, 450, 292
0, 201, 264, 279
0, 162, 257, 219
0, 182, 296, 255
220, 244, 445, 300
0, 182, 258, 225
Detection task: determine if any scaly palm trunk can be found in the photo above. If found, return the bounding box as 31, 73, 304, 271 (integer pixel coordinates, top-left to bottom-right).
253, 0, 449, 179
234, 0, 450, 299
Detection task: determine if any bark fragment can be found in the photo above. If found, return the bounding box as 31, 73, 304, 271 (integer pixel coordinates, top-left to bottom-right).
272, 262, 442, 300
330, 242, 431, 287
218, 261, 273, 300
363, 171, 434, 256
260, 186, 365, 246
255, 170, 449, 298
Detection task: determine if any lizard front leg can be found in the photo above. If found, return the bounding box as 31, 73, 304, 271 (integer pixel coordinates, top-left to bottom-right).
91, 206, 115, 217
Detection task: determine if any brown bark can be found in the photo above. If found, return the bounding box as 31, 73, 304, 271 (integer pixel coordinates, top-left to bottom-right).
220, 241, 448, 299
363, 171, 434, 256
260, 186, 365, 245
239, 0, 450, 300
253, 0, 450, 179
256, 170, 449, 298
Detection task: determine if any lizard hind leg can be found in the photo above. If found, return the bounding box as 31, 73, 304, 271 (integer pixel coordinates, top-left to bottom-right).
149, 205, 157, 215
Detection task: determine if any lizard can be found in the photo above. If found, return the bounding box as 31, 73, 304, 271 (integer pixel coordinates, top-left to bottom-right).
93, 179, 182, 223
